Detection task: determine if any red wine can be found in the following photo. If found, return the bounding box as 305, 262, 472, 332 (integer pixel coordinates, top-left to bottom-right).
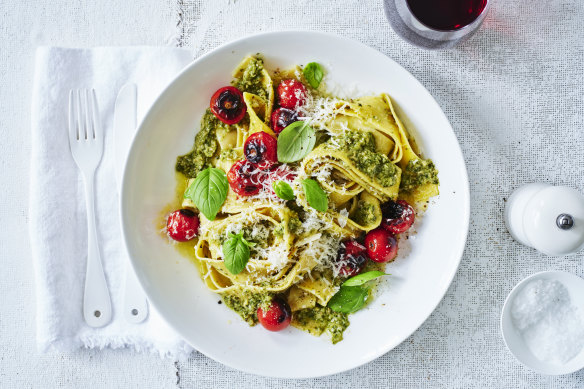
406, 0, 487, 31
384, 0, 489, 49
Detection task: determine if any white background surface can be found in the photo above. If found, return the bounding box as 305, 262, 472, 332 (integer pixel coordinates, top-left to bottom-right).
2, 0, 584, 387
0, 1, 178, 387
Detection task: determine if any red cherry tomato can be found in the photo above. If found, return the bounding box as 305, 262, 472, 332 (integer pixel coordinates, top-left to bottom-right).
380, 200, 415, 234
257, 298, 291, 332
166, 209, 199, 242
210, 86, 246, 125
336, 239, 368, 277
244, 131, 278, 170
227, 159, 263, 196
277, 79, 307, 109
270, 107, 299, 134
364, 228, 398, 263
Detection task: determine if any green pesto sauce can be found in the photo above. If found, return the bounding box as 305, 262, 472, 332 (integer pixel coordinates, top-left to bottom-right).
331, 130, 398, 187
294, 305, 350, 344
275, 213, 302, 237
352, 200, 377, 226
273, 224, 285, 238
221, 222, 271, 249
222, 290, 274, 326
218, 148, 240, 162
176, 109, 233, 178
288, 214, 302, 234
400, 159, 439, 192
232, 57, 267, 100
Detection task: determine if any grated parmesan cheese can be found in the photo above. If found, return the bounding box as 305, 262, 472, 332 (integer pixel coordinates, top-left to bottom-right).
338, 209, 349, 228
301, 231, 341, 275
297, 95, 348, 132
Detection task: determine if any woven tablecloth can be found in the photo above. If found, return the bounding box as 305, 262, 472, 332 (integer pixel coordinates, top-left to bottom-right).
173, 0, 584, 387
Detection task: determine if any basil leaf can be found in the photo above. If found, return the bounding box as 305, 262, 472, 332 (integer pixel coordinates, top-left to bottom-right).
184, 167, 228, 221
277, 121, 316, 163
223, 232, 251, 275
328, 286, 369, 314
272, 180, 295, 200
301, 178, 328, 212
303, 62, 324, 89
342, 271, 389, 287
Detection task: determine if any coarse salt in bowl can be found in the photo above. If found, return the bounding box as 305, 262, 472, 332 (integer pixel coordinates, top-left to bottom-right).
501, 271, 584, 375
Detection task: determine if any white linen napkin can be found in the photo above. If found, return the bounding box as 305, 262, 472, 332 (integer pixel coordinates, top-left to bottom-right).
30, 46, 194, 360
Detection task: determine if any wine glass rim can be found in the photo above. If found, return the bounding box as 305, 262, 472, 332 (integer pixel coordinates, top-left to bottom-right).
405, 0, 491, 33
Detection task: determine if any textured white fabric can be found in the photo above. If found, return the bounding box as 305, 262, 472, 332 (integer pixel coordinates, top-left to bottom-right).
30, 46, 194, 360
1, 0, 182, 387
174, 0, 584, 387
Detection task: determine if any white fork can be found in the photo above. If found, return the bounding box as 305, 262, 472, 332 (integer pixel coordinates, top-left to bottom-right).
68, 89, 112, 327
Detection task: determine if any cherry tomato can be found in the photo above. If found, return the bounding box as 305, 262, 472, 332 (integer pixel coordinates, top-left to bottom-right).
267, 164, 296, 182
270, 107, 299, 134
244, 131, 278, 170
166, 209, 199, 242
257, 297, 292, 332
364, 228, 398, 263
336, 239, 368, 277
210, 86, 246, 125
227, 159, 263, 196
277, 79, 307, 109
380, 200, 415, 234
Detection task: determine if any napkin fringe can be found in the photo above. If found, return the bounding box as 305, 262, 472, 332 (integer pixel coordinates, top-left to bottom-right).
41, 335, 193, 361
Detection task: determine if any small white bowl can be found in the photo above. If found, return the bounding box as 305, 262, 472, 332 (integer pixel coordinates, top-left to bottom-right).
501, 271, 584, 375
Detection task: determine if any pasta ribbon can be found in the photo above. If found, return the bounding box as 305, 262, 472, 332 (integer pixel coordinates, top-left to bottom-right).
302, 144, 401, 202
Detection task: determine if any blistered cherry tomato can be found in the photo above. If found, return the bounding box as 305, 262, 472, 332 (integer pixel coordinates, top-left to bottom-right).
267, 164, 296, 183
277, 79, 307, 109
227, 159, 263, 196
244, 132, 278, 169
336, 239, 368, 277
364, 228, 398, 263
380, 200, 415, 234
270, 107, 299, 134
210, 86, 246, 124
257, 298, 292, 332
166, 209, 199, 242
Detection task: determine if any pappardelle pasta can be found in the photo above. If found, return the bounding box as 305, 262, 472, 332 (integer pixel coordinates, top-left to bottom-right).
165, 55, 439, 343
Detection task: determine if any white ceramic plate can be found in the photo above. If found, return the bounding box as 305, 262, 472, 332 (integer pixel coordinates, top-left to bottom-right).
121, 31, 470, 378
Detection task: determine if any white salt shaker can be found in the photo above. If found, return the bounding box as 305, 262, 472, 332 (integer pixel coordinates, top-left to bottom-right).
504, 184, 584, 256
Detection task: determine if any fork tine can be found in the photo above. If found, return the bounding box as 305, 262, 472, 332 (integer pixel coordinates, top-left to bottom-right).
68, 90, 78, 142
76, 89, 85, 140
83, 89, 93, 140
90, 89, 102, 140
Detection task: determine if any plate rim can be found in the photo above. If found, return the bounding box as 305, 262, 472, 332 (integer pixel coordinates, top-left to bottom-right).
121, 30, 470, 378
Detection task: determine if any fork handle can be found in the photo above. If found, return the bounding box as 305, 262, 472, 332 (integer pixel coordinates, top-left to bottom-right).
82, 172, 112, 327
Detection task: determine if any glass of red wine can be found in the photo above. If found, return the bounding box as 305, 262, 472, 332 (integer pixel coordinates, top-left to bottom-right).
384, 0, 490, 49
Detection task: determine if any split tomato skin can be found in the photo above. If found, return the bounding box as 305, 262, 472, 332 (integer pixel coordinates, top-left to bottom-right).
227, 159, 263, 196
210, 86, 246, 125
270, 107, 299, 134
336, 239, 368, 277
380, 200, 415, 234
244, 131, 278, 170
